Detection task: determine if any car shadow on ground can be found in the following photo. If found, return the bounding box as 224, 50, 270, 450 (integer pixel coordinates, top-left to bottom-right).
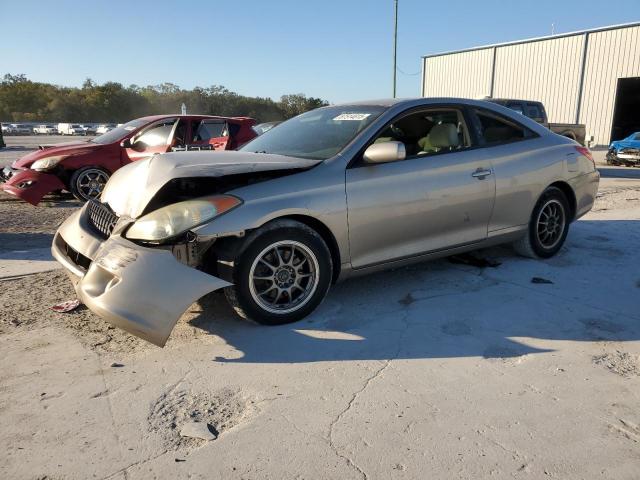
0, 232, 54, 253
186, 219, 640, 364
0, 146, 34, 153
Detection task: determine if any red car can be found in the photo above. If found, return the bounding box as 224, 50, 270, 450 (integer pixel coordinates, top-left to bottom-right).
0, 115, 256, 204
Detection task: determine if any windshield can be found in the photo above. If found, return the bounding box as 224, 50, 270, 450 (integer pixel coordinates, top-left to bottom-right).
239, 105, 386, 160
91, 118, 148, 144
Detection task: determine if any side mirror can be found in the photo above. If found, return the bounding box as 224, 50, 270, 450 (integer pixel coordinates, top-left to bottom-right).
362, 141, 406, 164
120, 138, 133, 148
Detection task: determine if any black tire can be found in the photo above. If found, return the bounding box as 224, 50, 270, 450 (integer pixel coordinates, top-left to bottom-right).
69, 166, 110, 202
224, 219, 333, 325
513, 186, 570, 259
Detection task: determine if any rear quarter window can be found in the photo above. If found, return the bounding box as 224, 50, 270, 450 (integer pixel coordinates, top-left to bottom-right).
474, 108, 536, 145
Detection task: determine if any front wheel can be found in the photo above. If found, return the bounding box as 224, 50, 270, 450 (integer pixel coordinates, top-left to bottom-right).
224, 220, 333, 325
513, 186, 570, 259
69, 167, 110, 201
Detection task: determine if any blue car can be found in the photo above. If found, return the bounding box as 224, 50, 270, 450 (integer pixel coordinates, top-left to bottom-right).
607, 132, 640, 166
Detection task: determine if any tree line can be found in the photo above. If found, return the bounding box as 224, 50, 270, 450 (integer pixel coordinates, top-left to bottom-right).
0, 74, 329, 123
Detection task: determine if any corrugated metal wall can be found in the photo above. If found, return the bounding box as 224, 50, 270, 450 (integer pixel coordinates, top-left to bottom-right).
422, 24, 640, 145
580, 25, 640, 145
492, 36, 585, 124
422, 48, 494, 98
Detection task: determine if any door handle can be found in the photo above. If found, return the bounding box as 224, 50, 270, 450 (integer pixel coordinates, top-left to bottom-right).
472, 168, 492, 179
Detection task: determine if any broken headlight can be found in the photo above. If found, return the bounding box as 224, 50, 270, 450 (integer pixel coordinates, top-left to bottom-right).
125, 195, 241, 242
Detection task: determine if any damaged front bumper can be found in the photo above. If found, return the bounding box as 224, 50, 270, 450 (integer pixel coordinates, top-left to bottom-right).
1, 168, 65, 205
51, 205, 231, 346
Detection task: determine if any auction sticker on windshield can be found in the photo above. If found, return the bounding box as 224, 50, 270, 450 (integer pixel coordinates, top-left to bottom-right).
333, 113, 371, 121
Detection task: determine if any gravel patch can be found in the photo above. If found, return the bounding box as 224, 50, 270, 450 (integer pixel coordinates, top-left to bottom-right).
148, 387, 254, 450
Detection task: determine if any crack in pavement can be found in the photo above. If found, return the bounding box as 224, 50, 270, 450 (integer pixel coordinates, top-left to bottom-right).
101, 449, 171, 480
326, 310, 411, 479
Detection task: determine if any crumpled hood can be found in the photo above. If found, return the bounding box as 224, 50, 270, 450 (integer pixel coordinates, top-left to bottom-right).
13, 140, 99, 168
101, 150, 321, 218
610, 139, 640, 151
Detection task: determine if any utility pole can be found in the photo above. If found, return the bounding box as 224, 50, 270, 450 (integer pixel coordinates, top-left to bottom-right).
392, 0, 398, 98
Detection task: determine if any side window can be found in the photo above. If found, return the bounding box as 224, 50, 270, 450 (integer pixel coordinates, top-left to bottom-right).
474, 109, 532, 145
371, 109, 471, 159
525, 103, 544, 121
192, 120, 227, 142
506, 102, 525, 115
137, 120, 176, 147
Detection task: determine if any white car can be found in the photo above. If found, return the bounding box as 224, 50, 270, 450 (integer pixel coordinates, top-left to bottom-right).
58, 123, 87, 136
96, 124, 116, 135
33, 124, 57, 135
80, 124, 97, 135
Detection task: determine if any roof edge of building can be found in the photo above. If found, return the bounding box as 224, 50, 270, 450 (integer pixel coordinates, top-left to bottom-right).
422, 21, 640, 59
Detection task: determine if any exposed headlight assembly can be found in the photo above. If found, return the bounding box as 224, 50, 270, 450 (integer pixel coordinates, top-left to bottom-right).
125, 195, 242, 242
31, 155, 67, 171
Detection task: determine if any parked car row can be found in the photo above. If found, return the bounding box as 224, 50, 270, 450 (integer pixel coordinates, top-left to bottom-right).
34, 98, 599, 347
1, 123, 118, 136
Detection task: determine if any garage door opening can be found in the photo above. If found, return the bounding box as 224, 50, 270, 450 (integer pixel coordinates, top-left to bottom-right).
610, 77, 640, 142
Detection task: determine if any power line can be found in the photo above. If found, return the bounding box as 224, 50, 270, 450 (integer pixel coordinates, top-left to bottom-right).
396, 66, 420, 76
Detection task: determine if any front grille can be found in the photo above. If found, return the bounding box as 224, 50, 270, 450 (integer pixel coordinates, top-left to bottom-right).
64, 240, 92, 271
87, 199, 119, 238
620, 148, 640, 154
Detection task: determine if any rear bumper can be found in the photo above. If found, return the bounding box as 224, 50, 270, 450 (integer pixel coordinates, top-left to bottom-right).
0, 169, 65, 205
52, 206, 231, 346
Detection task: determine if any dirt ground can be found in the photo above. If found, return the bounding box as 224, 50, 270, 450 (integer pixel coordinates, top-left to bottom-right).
1, 138, 640, 479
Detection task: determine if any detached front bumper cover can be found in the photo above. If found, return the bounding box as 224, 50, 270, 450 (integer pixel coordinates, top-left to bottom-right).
53, 212, 231, 346
1, 168, 65, 205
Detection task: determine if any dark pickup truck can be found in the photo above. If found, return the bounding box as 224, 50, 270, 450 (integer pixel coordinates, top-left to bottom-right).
488, 98, 586, 146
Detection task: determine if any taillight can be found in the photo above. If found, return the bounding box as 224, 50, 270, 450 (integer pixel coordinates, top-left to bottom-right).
575, 146, 595, 165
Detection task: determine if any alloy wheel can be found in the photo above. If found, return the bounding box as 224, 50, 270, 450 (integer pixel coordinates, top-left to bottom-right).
536, 199, 566, 249
249, 240, 320, 314
76, 169, 109, 200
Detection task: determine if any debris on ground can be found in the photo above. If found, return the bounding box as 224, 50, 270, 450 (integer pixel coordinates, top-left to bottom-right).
50, 299, 81, 313
448, 253, 501, 268
180, 421, 217, 441
148, 388, 254, 449
593, 351, 640, 377
531, 277, 554, 284
110, 363, 124, 368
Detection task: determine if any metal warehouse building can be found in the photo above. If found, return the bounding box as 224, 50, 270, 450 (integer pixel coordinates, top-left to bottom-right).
421, 22, 640, 146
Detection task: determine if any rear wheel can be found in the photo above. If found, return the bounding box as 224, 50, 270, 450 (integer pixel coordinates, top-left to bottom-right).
69, 167, 110, 201
224, 220, 332, 325
513, 186, 570, 259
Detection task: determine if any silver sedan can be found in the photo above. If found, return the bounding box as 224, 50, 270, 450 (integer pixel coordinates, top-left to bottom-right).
52, 98, 600, 346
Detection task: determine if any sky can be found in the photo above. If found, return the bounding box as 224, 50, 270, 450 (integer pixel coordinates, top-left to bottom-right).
2, 0, 638, 103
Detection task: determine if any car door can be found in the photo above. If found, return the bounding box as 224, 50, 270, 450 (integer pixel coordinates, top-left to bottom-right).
189, 119, 230, 150
345, 107, 496, 269
123, 118, 180, 162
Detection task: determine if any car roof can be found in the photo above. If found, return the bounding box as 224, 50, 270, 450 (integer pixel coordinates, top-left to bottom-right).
331, 97, 538, 110
136, 114, 254, 123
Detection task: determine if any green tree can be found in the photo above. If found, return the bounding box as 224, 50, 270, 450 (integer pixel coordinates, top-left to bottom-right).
0, 74, 329, 123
